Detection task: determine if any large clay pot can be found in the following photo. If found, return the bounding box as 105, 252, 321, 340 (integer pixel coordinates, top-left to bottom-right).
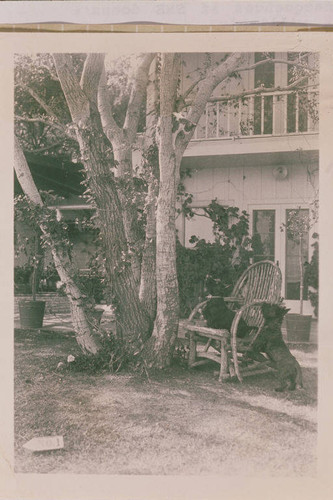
18, 300, 46, 329
285, 313, 312, 342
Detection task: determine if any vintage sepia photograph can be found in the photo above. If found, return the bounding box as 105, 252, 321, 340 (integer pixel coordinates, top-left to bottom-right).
12, 46, 319, 476
2, 30, 332, 499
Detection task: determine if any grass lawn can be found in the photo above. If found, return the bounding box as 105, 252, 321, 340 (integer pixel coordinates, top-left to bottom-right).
14, 327, 317, 476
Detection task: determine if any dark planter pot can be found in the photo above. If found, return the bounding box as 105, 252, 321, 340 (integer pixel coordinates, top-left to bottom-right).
285, 313, 312, 342
18, 300, 46, 329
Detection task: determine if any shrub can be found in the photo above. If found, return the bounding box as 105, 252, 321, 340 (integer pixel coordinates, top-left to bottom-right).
66, 331, 126, 374
76, 271, 105, 304
177, 202, 253, 317
306, 233, 319, 317
14, 264, 33, 285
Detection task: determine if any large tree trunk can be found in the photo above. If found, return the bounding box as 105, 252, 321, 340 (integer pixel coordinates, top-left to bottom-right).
14, 136, 102, 354
143, 54, 181, 368
112, 143, 142, 287
53, 54, 152, 356
98, 55, 155, 289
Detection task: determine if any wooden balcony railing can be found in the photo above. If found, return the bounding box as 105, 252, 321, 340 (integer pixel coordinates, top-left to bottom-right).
192, 89, 319, 140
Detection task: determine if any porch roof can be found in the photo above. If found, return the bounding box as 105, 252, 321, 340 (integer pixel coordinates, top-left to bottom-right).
14, 152, 85, 198
181, 148, 318, 171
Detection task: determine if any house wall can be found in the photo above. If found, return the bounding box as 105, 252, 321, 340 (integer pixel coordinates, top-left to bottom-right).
176, 161, 318, 315
179, 161, 318, 226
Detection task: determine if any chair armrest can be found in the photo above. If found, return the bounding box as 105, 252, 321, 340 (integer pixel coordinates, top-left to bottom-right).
184, 323, 229, 341
187, 300, 209, 321
224, 296, 245, 304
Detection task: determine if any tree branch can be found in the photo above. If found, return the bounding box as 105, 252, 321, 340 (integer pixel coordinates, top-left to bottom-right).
53, 54, 90, 126
235, 55, 316, 74
174, 53, 245, 156
97, 65, 124, 145
80, 53, 106, 105
16, 81, 63, 122
181, 54, 317, 104
160, 53, 181, 156
207, 77, 317, 103
124, 53, 155, 143
14, 136, 44, 205
23, 141, 65, 154
15, 115, 77, 141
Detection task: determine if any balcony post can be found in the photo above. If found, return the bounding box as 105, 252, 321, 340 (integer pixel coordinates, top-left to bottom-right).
260, 95, 265, 135
216, 102, 220, 138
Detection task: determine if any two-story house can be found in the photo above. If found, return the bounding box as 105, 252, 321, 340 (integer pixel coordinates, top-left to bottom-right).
176, 52, 319, 315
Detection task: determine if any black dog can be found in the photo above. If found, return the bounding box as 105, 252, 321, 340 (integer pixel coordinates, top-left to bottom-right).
202, 297, 252, 338
203, 275, 231, 298
252, 303, 303, 392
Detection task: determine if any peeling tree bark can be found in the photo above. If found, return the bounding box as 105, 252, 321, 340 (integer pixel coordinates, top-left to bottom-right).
53, 53, 152, 356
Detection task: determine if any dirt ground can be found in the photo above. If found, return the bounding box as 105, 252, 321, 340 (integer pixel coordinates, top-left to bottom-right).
14, 328, 317, 476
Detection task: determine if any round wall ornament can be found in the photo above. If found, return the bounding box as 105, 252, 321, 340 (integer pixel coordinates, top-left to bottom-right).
273, 166, 288, 180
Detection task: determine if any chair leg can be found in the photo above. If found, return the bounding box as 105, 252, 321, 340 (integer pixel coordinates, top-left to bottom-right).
228, 352, 236, 378
188, 333, 197, 367
218, 338, 229, 382
203, 339, 212, 352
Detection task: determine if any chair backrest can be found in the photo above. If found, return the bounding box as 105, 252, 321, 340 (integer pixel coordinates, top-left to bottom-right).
232, 260, 282, 328
187, 260, 282, 334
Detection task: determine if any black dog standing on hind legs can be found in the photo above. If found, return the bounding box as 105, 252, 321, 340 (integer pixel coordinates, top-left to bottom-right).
252, 303, 303, 392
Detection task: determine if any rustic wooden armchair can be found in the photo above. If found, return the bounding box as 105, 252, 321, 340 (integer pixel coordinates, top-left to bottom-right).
185, 260, 282, 382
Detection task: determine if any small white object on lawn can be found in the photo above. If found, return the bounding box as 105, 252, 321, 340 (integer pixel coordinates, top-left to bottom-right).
23, 436, 64, 452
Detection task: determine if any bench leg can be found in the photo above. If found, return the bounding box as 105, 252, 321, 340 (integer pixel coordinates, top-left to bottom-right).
188, 333, 197, 367
218, 338, 229, 382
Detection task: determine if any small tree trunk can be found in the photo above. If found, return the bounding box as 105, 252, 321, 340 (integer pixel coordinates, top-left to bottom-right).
143, 54, 181, 368
139, 59, 159, 319
14, 136, 102, 354
139, 173, 158, 319
50, 248, 102, 354
146, 156, 179, 367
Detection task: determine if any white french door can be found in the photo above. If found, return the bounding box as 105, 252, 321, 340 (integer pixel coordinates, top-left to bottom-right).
249, 203, 314, 315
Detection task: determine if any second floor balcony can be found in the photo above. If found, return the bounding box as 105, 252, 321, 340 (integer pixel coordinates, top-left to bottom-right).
191, 88, 319, 142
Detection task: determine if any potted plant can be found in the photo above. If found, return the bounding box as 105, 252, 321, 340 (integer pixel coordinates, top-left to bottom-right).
282, 203, 318, 342
307, 232, 319, 318
18, 231, 46, 329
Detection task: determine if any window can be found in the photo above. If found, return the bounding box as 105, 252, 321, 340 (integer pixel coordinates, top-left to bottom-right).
254, 53, 275, 88
252, 210, 275, 262
254, 53, 275, 135
285, 208, 309, 300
